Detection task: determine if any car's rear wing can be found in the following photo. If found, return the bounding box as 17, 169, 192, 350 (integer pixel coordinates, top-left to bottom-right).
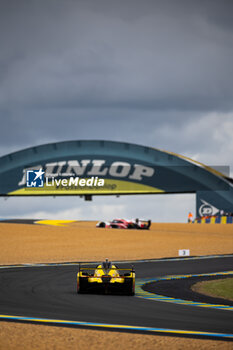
78, 264, 135, 273
140, 219, 151, 225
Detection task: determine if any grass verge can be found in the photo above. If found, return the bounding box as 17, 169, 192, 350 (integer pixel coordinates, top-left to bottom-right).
192, 277, 233, 301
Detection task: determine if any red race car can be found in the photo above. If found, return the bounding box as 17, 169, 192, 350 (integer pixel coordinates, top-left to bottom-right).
96, 218, 151, 230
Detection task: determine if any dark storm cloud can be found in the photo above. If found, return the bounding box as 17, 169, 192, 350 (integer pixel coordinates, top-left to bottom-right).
1, 0, 233, 111
0, 0, 233, 157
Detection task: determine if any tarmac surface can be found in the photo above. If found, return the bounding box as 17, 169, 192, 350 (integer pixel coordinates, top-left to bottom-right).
0, 256, 233, 339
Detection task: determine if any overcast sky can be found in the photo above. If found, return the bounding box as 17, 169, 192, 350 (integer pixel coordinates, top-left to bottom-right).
0, 0, 233, 222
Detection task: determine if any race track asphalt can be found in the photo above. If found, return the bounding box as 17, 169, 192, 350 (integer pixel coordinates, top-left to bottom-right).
0, 256, 233, 339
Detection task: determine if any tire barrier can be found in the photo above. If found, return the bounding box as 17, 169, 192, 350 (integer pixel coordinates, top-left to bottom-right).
194, 215, 233, 224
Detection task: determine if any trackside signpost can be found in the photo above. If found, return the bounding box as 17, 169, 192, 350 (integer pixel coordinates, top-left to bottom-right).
179, 249, 190, 257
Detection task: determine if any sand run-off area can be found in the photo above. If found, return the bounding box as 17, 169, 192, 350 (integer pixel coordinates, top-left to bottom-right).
0, 221, 232, 265
0, 221, 232, 349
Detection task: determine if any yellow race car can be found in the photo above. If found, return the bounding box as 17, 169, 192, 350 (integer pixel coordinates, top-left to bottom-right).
77, 259, 135, 295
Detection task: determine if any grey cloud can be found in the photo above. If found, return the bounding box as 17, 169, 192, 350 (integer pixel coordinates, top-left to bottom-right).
0, 108, 201, 156
0, 193, 195, 223
0, 0, 233, 112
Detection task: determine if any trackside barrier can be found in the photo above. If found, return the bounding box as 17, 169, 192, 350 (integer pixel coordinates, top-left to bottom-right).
194, 215, 233, 224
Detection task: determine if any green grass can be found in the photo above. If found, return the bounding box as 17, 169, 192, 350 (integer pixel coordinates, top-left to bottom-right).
192, 277, 233, 301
